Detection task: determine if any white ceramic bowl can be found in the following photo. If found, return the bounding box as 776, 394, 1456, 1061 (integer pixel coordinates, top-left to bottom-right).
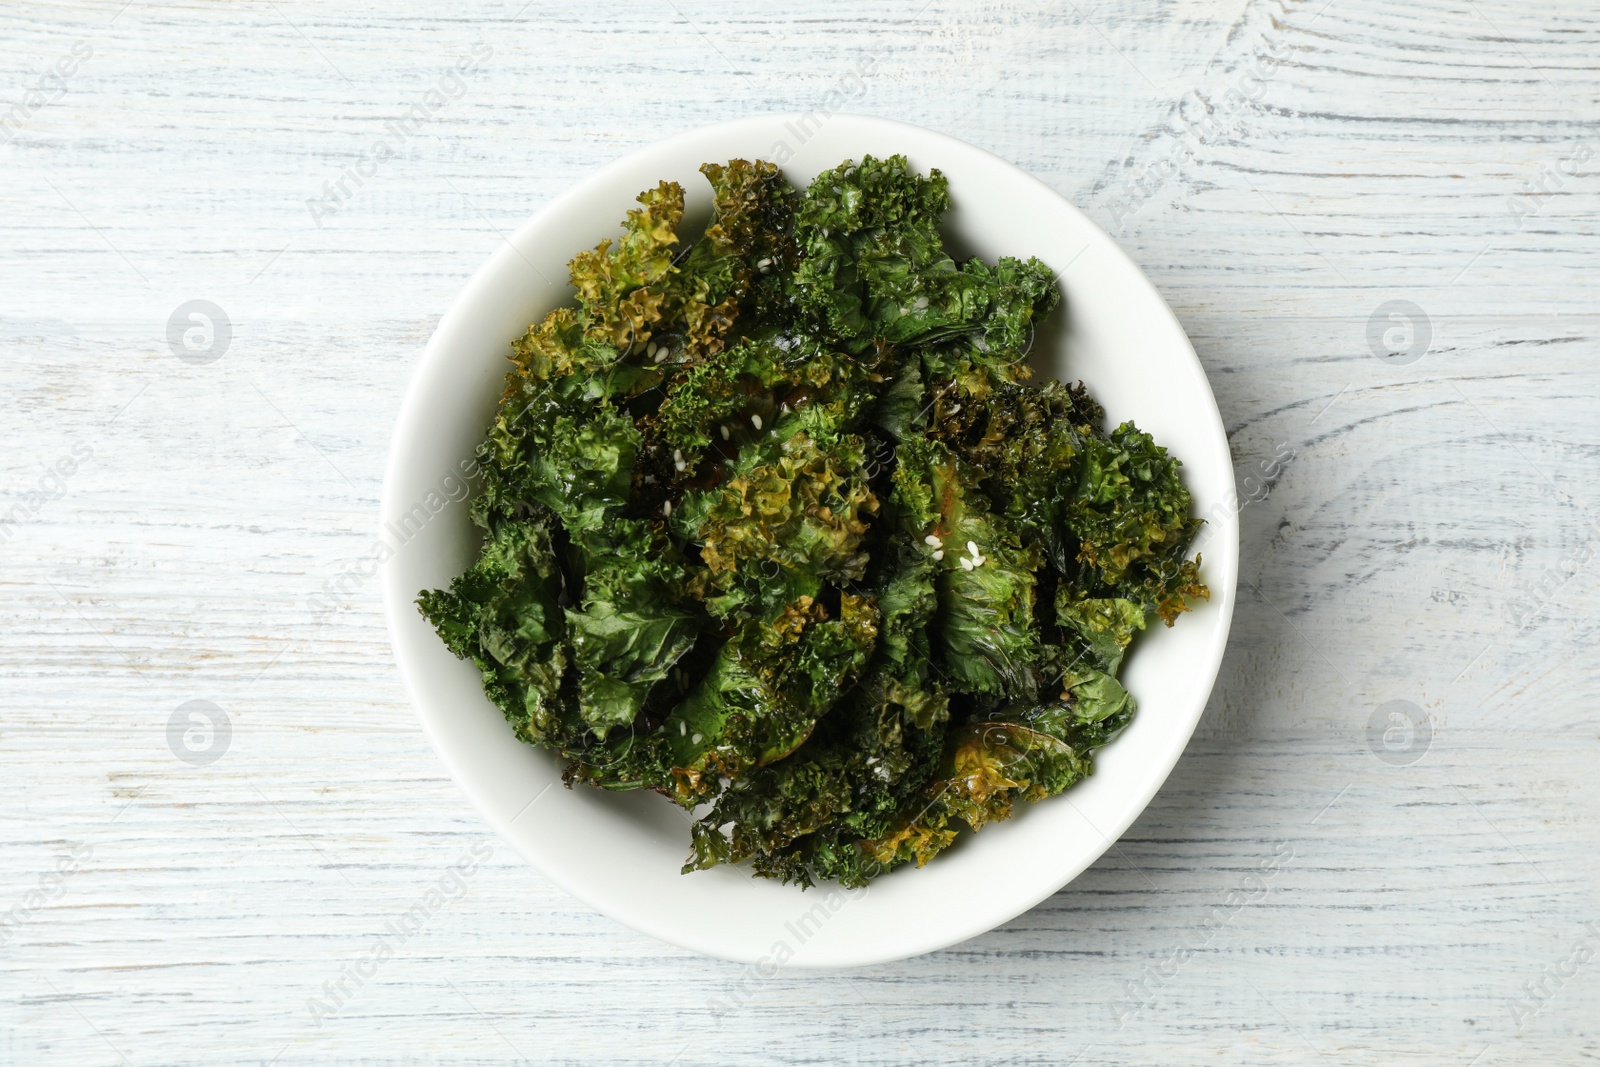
381, 114, 1237, 967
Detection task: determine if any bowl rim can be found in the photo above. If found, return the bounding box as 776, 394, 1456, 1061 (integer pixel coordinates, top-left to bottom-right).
381, 112, 1238, 967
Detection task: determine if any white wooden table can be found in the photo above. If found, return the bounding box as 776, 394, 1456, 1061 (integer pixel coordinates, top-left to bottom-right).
3, 1, 1596, 1063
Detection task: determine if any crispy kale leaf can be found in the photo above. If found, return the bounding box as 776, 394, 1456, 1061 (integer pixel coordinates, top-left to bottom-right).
419, 155, 1208, 888
418, 515, 572, 747
676, 431, 879, 617
794, 155, 1059, 376
565, 519, 701, 737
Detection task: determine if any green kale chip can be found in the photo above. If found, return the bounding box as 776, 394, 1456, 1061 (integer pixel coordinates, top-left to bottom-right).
419, 155, 1208, 888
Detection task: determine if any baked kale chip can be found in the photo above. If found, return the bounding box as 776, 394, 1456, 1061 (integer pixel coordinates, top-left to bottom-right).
420, 156, 1207, 887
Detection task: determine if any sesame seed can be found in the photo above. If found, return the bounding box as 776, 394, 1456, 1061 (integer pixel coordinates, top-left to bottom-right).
679, 721, 686, 736
931, 549, 944, 561
691, 733, 703, 745
719, 425, 730, 441
654, 348, 669, 363
646, 341, 657, 358
967, 540, 980, 558
756, 257, 772, 268
674, 460, 687, 472
662, 501, 672, 517
750, 414, 762, 430
924, 534, 942, 547
673, 449, 683, 463
960, 557, 974, 571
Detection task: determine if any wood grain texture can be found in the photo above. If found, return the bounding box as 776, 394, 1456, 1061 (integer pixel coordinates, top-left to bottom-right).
2, 0, 1596, 1063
